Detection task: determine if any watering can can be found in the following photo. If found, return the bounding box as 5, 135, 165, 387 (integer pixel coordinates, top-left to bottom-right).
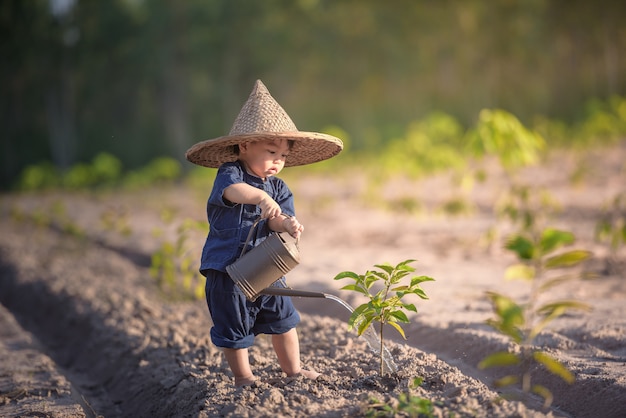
226, 216, 327, 302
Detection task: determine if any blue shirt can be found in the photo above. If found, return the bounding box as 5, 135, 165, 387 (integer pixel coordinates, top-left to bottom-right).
200, 160, 296, 274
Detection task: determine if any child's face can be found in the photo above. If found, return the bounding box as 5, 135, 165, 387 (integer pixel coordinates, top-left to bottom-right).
238, 138, 291, 179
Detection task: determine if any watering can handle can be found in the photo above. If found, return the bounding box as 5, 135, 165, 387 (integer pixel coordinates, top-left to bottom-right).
238, 215, 298, 258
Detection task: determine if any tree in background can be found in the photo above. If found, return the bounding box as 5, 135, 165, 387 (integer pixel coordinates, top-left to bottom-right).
2, 0, 625, 189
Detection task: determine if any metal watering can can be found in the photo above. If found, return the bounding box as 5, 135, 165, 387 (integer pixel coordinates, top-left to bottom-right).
226, 216, 326, 302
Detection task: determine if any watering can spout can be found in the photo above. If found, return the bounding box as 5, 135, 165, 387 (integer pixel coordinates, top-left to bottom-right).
260, 287, 328, 298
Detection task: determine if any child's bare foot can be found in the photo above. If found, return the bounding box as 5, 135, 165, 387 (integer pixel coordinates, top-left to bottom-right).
295, 368, 320, 380
234, 374, 257, 387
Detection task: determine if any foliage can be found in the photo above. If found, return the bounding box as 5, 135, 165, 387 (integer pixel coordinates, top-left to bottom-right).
379, 112, 466, 179
62, 152, 123, 189
16, 152, 122, 191
10, 200, 85, 238
388, 196, 424, 216
438, 196, 474, 217
100, 205, 132, 237
3, 1, 626, 190
533, 96, 626, 148
480, 227, 593, 408
495, 184, 561, 233
469, 109, 554, 250
16, 162, 62, 191
365, 377, 436, 418
466, 109, 545, 173
150, 215, 207, 301
595, 192, 626, 274
575, 96, 626, 146
15, 154, 182, 192
121, 157, 182, 189
334, 260, 434, 375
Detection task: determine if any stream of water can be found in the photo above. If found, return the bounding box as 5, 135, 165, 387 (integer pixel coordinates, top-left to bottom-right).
323, 294, 398, 374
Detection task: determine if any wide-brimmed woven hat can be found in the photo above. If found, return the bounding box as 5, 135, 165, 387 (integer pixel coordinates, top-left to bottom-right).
185, 80, 343, 168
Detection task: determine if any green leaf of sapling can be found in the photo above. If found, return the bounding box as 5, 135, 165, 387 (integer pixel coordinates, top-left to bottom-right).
364, 274, 379, 289
504, 263, 535, 281
486, 319, 524, 343
529, 300, 589, 341
505, 235, 535, 260
539, 228, 574, 256
544, 250, 592, 269
486, 292, 525, 326
356, 317, 375, 336
478, 351, 521, 369
538, 273, 581, 291
391, 270, 410, 283
339, 284, 369, 296
411, 275, 435, 286
371, 270, 388, 281
389, 310, 410, 323
533, 351, 575, 384
388, 321, 407, 339
397, 259, 417, 270
403, 303, 417, 312
333, 271, 360, 281
494, 375, 520, 388
374, 263, 395, 275
536, 300, 592, 317
348, 304, 371, 326
410, 288, 430, 300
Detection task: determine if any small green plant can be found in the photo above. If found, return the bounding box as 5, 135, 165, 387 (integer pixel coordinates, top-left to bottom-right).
122, 157, 182, 189
150, 217, 207, 300
10, 200, 84, 237
365, 377, 436, 418
479, 228, 593, 407
380, 112, 466, 180
388, 196, 423, 216
482, 184, 560, 250
62, 152, 123, 189
595, 192, 626, 275
438, 196, 473, 217
466, 108, 546, 174
465, 110, 549, 252
16, 162, 61, 191
334, 259, 434, 375
100, 205, 133, 237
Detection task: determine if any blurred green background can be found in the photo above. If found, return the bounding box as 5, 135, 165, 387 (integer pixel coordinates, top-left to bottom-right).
2, 0, 626, 190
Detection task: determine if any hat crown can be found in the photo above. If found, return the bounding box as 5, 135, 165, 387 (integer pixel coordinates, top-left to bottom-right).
229, 80, 298, 135
185, 79, 343, 168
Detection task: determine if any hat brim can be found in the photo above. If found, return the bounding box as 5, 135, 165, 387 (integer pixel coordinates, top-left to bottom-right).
185, 131, 343, 168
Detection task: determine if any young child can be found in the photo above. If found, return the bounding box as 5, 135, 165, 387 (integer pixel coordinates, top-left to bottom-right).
185, 80, 343, 386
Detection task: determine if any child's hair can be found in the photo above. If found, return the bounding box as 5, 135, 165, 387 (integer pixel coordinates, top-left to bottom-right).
233, 139, 295, 155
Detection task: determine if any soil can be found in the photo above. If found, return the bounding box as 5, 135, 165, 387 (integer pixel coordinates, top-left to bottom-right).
1, 143, 625, 417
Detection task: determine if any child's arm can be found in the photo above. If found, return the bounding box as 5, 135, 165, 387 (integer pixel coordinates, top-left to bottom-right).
223, 183, 303, 239
223, 183, 281, 219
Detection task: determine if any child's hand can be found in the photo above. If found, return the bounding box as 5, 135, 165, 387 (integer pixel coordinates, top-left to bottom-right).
258, 195, 281, 219
283, 216, 304, 240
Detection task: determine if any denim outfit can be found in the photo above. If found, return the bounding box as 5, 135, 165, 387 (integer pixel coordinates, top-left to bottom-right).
201, 161, 300, 349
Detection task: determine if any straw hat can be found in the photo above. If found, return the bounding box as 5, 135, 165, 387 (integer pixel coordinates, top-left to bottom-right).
185, 79, 343, 168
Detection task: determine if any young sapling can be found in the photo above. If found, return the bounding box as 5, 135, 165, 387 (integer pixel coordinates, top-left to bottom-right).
480, 228, 593, 407
334, 259, 434, 375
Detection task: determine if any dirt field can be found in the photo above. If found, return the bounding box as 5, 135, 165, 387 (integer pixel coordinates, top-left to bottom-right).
1, 143, 625, 417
